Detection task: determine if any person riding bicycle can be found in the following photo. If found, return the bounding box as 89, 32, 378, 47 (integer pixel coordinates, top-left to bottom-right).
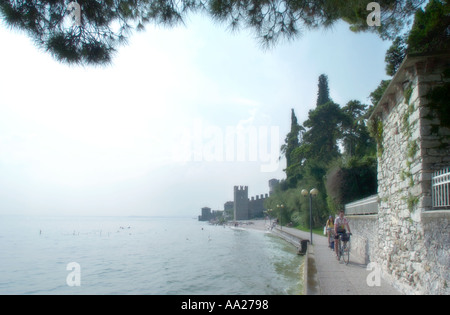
334, 210, 351, 259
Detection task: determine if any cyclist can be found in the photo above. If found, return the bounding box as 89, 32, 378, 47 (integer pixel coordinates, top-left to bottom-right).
334, 210, 351, 259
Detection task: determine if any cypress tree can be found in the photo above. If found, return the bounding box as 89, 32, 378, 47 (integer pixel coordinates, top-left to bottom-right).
280, 109, 305, 187
316, 74, 331, 106
283, 109, 301, 170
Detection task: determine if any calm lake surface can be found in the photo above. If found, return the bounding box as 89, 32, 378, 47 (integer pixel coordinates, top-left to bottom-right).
0, 216, 304, 294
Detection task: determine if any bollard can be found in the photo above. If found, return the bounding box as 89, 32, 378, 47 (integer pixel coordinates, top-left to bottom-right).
297, 239, 309, 255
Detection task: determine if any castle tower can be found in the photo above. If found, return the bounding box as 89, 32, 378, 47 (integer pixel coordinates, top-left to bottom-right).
269, 178, 280, 196
233, 186, 249, 220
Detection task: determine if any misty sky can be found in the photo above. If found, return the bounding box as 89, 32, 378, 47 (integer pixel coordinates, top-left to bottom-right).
0, 13, 391, 217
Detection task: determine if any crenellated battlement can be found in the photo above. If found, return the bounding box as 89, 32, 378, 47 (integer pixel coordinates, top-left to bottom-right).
202, 179, 279, 222
234, 185, 248, 192
249, 194, 269, 201
233, 185, 273, 220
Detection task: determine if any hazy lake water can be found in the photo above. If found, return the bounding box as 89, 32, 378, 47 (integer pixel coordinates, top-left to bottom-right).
0, 216, 304, 295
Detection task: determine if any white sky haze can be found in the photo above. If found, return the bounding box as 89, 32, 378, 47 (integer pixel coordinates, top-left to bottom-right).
0, 13, 391, 217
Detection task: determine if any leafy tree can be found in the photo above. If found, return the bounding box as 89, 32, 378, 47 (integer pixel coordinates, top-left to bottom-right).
341, 0, 424, 40
0, 0, 204, 65
269, 74, 380, 229
326, 98, 377, 211
385, 36, 407, 76
369, 80, 391, 106
407, 0, 450, 54
281, 78, 347, 227
0, 0, 426, 65
341, 100, 376, 158
326, 156, 377, 211
302, 101, 347, 164
384, 0, 449, 76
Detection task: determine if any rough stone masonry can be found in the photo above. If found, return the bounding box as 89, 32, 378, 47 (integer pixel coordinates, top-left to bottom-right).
363, 52, 450, 295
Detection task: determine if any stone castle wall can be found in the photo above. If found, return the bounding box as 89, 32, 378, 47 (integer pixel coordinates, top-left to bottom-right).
248, 194, 268, 219
234, 186, 249, 220
233, 186, 268, 220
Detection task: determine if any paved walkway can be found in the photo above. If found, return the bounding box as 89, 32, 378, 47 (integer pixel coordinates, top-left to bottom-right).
274, 225, 401, 295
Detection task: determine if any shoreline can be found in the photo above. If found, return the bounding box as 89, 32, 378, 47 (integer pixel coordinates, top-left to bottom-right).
226, 219, 272, 232
231, 219, 310, 295
227, 219, 307, 253
239, 220, 402, 295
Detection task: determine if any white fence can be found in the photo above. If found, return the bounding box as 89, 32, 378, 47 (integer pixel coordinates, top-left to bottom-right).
432, 167, 450, 209
345, 195, 378, 215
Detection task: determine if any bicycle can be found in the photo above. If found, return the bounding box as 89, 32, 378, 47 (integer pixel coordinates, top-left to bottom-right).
337, 232, 351, 265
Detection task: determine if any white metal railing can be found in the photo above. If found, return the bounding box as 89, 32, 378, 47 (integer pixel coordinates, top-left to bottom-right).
432, 167, 450, 209
345, 194, 378, 215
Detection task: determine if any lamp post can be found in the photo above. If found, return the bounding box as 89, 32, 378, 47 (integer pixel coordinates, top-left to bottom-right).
276, 204, 284, 230
301, 188, 319, 245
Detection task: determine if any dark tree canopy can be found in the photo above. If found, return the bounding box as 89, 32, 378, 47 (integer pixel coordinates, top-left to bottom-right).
385, 36, 407, 76
384, 0, 450, 76
302, 101, 347, 164
0, 0, 425, 65
407, 0, 450, 53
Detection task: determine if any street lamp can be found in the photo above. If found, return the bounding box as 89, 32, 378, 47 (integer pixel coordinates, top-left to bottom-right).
301, 188, 319, 245
276, 204, 284, 230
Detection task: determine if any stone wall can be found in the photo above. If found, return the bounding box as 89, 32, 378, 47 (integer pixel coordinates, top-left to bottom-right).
367, 53, 450, 295
248, 194, 268, 218
233, 186, 269, 220
347, 215, 377, 265
421, 211, 450, 294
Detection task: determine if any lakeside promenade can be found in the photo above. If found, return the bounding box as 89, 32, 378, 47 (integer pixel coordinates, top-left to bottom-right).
240, 220, 401, 295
